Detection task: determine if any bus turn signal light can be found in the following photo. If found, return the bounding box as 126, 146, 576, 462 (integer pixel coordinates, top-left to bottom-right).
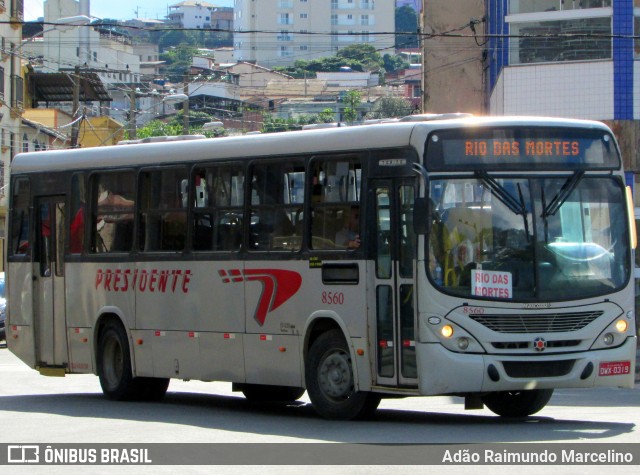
441, 325, 454, 338
615, 319, 628, 333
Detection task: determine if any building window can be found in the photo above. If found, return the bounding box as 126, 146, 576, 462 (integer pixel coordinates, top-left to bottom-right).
11, 75, 23, 109
0, 66, 4, 101
509, 0, 611, 14
331, 14, 338, 25
510, 16, 612, 64
361, 14, 369, 26
278, 13, 291, 25
22, 134, 28, 153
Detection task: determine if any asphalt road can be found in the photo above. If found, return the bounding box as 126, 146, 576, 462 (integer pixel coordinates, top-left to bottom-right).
0, 343, 638, 474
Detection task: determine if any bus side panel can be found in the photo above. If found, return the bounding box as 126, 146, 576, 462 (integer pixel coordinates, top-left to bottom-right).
67, 327, 93, 373
244, 334, 301, 386
7, 263, 36, 368
149, 331, 201, 379
134, 261, 246, 333
199, 333, 246, 382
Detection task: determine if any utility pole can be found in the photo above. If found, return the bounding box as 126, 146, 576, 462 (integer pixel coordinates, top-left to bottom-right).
71, 65, 81, 148
183, 74, 190, 135
128, 88, 137, 140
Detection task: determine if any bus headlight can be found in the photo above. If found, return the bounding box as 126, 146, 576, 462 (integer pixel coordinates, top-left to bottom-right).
419, 316, 485, 353
457, 337, 470, 350
591, 317, 634, 350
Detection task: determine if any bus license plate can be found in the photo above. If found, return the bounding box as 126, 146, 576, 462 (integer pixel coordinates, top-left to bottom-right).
598, 361, 631, 377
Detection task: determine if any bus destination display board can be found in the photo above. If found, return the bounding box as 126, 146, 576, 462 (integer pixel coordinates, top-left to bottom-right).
426, 127, 620, 171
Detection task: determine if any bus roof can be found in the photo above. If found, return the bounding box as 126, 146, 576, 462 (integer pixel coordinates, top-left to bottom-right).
10, 116, 613, 174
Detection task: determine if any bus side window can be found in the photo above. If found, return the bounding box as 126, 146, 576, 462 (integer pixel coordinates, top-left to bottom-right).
309, 156, 362, 250
192, 165, 244, 252
249, 160, 303, 251
139, 168, 188, 252
91, 171, 136, 254
69, 173, 86, 254
10, 178, 31, 256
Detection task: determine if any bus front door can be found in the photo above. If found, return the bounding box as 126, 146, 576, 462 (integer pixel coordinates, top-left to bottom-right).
372, 179, 418, 388
34, 196, 68, 370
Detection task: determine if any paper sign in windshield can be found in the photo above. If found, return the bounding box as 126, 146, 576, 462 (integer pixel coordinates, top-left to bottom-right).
471, 269, 512, 299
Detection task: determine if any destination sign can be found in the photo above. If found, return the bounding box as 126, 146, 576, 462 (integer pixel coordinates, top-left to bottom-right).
426, 127, 620, 171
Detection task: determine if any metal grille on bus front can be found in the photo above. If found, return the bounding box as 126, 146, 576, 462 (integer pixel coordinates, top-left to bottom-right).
468, 311, 603, 333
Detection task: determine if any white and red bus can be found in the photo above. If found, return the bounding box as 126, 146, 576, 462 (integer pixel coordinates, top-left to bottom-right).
6, 115, 637, 419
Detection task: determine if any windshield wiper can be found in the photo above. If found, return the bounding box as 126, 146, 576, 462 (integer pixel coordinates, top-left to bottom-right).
542, 171, 585, 218
475, 171, 530, 241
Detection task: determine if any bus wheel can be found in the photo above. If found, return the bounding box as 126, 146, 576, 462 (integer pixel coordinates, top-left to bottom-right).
305, 329, 380, 420
241, 384, 305, 403
98, 321, 169, 401
482, 389, 554, 417
136, 377, 170, 401
98, 321, 136, 400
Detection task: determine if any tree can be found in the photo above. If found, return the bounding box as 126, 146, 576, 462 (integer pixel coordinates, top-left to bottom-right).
365, 97, 416, 120
160, 44, 198, 82
383, 53, 410, 73
336, 44, 384, 73
342, 90, 362, 124
396, 6, 419, 49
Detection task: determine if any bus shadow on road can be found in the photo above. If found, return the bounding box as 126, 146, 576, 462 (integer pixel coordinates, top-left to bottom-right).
0, 390, 634, 443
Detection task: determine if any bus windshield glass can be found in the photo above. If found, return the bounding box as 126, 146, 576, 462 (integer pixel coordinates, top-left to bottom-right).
428, 175, 630, 301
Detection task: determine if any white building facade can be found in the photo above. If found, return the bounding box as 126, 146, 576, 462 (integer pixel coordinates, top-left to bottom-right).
167, 1, 232, 29
0, 0, 25, 265
233, 0, 396, 67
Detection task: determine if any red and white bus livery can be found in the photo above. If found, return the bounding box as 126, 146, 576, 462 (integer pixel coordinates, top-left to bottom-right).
6, 115, 637, 419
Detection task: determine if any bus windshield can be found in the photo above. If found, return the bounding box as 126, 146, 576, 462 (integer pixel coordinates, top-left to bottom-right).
428, 175, 630, 301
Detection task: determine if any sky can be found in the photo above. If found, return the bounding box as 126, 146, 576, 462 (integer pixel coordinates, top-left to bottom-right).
24, 0, 234, 21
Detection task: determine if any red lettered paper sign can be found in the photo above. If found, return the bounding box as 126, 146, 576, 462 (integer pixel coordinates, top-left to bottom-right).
471, 269, 512, 299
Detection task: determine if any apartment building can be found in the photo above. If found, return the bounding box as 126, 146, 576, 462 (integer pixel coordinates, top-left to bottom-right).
233, 0, 396, 67
485, 0, 640, 172
167, 1, 233, 30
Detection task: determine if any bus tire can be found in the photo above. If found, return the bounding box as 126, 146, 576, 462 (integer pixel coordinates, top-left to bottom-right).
97, 321, 169, 401
137, 377, 170, 401
305, 329, 380, 420
241, 384, 305, 403
482, 389, 553, 417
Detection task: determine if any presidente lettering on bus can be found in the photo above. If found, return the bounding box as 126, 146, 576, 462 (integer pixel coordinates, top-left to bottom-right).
95, 268, 192, 293
464, 139, 580, 158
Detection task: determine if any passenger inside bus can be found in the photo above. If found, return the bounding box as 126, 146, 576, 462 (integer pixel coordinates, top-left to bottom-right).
335, 206, 361, 249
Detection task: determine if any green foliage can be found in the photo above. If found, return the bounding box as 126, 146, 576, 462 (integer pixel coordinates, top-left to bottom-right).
365, 97, 416, 120
135, 120, 183, 139
261, 113, 319, 133
317, 108, 336, 123
336, 44, 384, 72
160, 44, 198, 82
342, 90, 362, 124
135, 111, 227, 139
383, 54, 410, 73
396, 6, 420, 48
273, 43, 411, 79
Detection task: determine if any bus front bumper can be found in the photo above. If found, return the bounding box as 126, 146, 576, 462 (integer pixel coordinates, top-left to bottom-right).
416, 337, 637, 396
